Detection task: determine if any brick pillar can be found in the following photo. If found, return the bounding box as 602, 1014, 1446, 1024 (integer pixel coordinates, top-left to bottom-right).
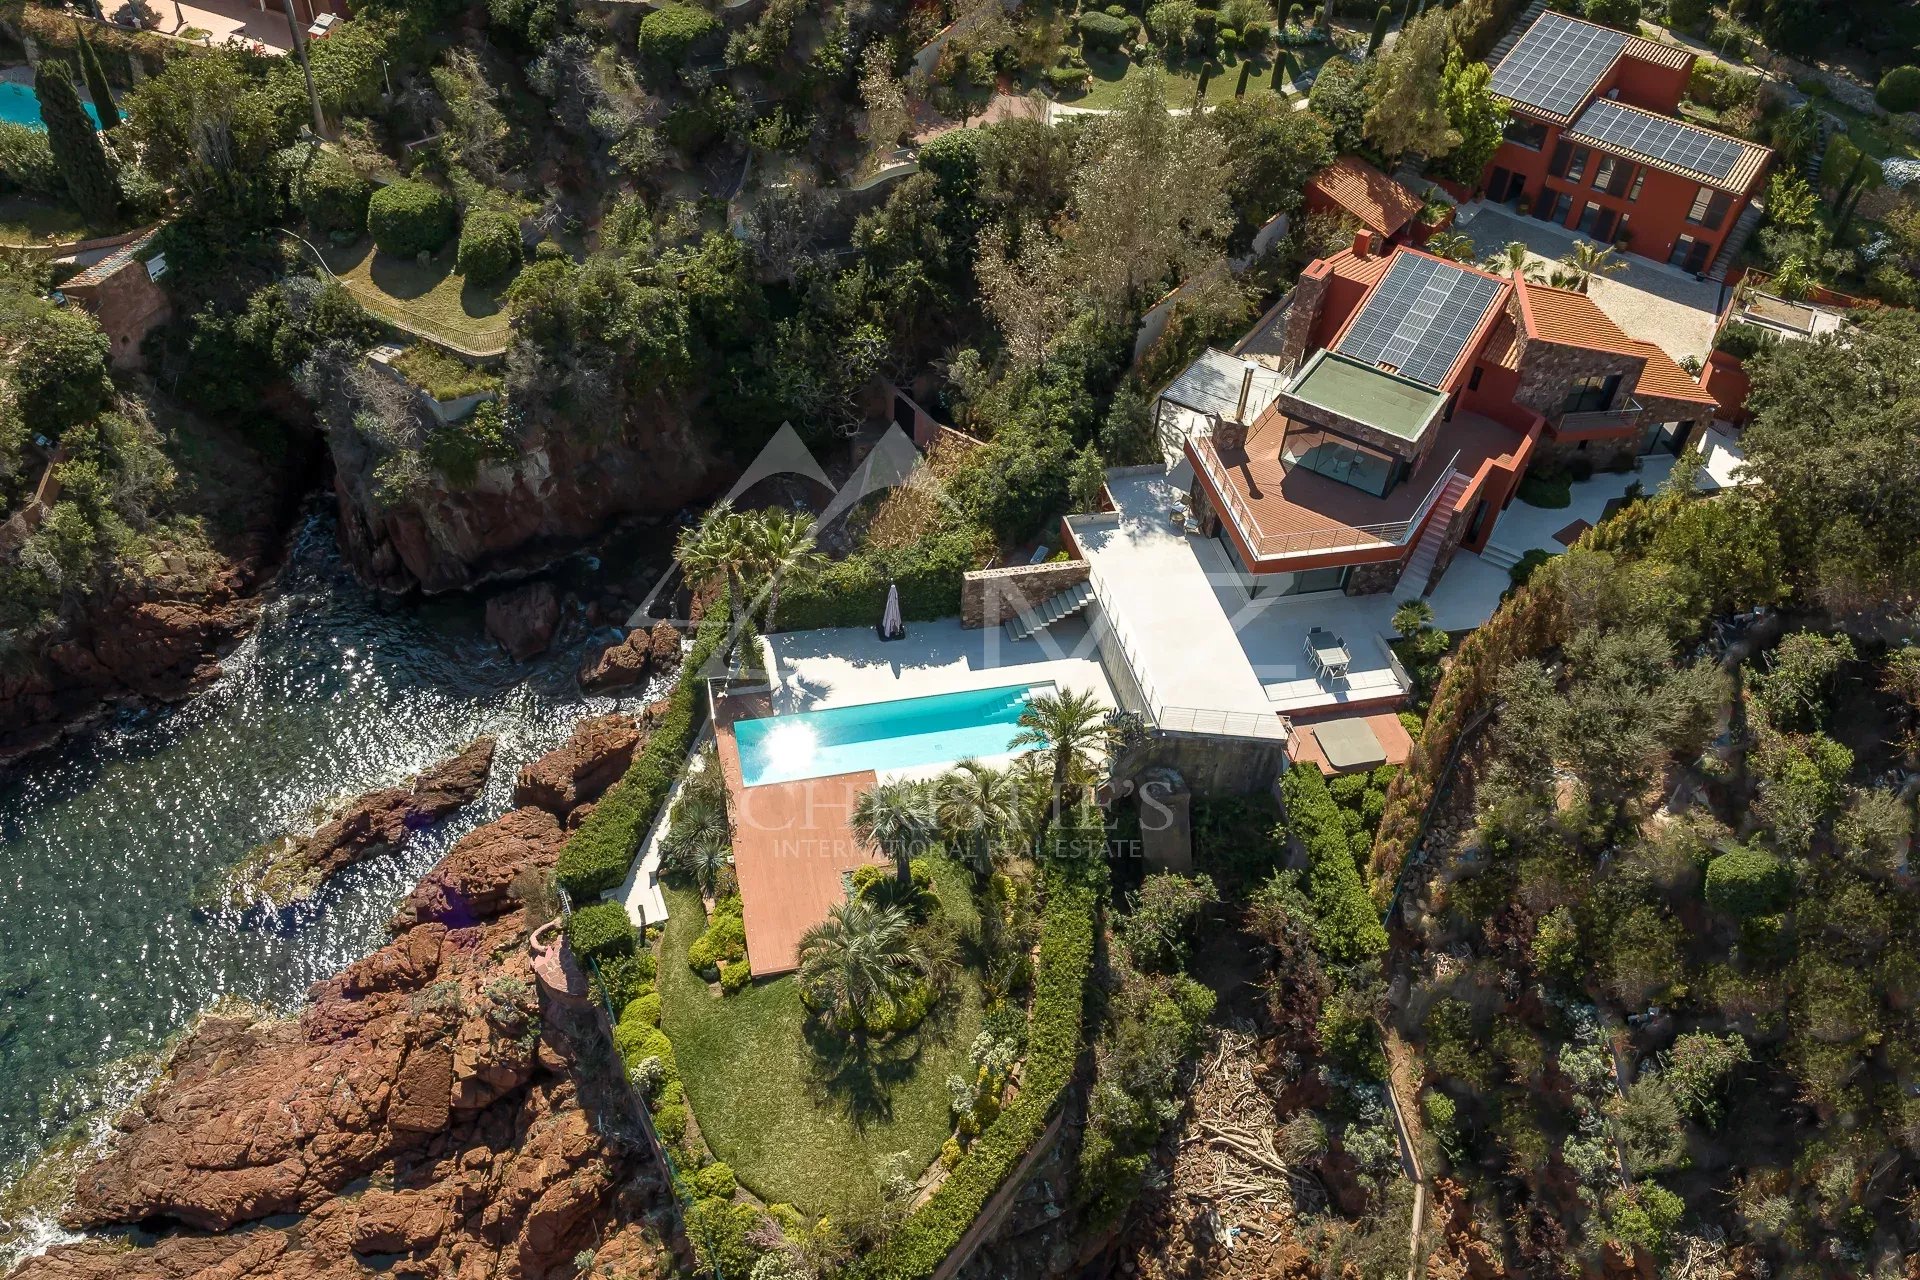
1211, 411, 1248, 453
1280, 269, 1330, 370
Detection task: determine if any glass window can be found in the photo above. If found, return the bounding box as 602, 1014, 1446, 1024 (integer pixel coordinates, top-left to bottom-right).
1548, 140, 1574, 177
1566, 148, 1590, 183
1592, 156, 1616, 190
1549, 191, 1574, 224
1592, 207, 1619, 243
1627, 170, 1644, 201
1687, 187, 1714, 223
1505, 118, 1549, 150
1562, 373, 1621, 414
1576, 202, 1601, 235
1281, 424, 1403, 497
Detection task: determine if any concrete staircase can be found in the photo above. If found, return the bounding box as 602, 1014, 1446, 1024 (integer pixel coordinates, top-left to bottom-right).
1478, 541, 1525, 572
1708, 199, 1766, 282
1395, 473, 1474, 597
1485, 0, 1548, 65
1004, 580, 1095, 643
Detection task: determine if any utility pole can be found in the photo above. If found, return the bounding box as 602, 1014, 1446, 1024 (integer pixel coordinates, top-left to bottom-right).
281, 0, 327, 139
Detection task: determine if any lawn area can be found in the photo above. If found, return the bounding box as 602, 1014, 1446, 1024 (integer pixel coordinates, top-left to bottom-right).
318, 237, 513, 356
1068, 41, 1332, 110
0, 195, 128, 246
658, 861, 985, 1219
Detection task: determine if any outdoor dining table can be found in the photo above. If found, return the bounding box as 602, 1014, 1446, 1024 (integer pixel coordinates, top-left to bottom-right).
1305, 627, 1351, 681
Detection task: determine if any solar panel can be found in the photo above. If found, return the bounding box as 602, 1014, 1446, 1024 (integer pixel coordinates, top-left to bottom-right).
1570, 98, 1746, 183
1489, 11, 1627, 119
1335, 255, 1503, 390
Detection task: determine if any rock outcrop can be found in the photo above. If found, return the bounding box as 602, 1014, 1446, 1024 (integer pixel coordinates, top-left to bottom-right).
330, 403, 723, 595
201, 738, 497, 911
486, 582, 562, 661
13, 723, 669, 1280
579, 623, 683, 693
512, 704, 662, 823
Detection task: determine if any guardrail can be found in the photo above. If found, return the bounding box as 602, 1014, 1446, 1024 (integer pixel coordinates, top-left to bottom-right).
1558, 397, 1644, 433
1191, 437, 1463, 559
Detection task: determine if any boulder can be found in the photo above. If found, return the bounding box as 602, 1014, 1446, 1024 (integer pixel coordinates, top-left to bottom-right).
485, 582, 560, 661
402, 805, 565, 927
578, 622, 684, 692
512, 709, 656, 819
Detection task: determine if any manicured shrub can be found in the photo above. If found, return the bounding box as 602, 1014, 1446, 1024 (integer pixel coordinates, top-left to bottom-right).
456, 208, 522, 284
625, 991, 662, 1026
368, 180, 454, 257
592, 949, 656, 1010
1045, 66, 1092, 90
1077, 9, 1132, 48
1704, 844, 1793, 918
567, 900, 639, 962
687, 896, 748, 975
613, 1017, 681, 1090
0, 123, 60, 196
719, 959, 752, 994
555, 611, 729, 896
689, 1160, 738, 1200
293, 148, 374, 236
1877, 65, 1920, 113
1241, 19, 1268, 48
639, 3, 719, 67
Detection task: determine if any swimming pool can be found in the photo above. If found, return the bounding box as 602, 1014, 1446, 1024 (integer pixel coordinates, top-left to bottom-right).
0, 82, 105, 130
733, 683, 1050, 786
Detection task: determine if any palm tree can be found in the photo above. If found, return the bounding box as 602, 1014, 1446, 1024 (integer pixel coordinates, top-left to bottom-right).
1557, 241, 1628, 294
751, 509, 825, 633
662, 763, 733, 898
850, 779, 939, 890
675, 503, 755, 624
1424, 231, 1478, 264
1011, 688, 1113, 821
797, 898, 927, 1032
1483, 240, 1548, 283
1391, 598, 1434, 639
934, 759, 1018, 880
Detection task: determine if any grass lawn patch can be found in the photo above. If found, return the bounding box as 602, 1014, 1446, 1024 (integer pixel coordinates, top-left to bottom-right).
1066, 46, 1319, 110
392, 343, 500, 401
658, 861, 984, 1219
0, 194, 127, 245
319, 237, 513, 356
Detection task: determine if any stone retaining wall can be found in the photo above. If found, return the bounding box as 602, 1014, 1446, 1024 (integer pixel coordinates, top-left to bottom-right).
960, 561, 1091, 629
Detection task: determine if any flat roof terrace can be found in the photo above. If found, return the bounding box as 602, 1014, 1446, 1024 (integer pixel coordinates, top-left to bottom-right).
1286, 351, 1448, 444
1192, 410, 1522, 561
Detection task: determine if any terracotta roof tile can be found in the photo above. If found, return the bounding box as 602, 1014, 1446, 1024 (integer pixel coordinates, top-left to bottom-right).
1309, 156, 1424, 238
1623, 33, 1696, 70
1624, 338, 1718, 404
1328, 248, 1393, 288
1513, 280, 1645, 357
1481, 313, 1524, 371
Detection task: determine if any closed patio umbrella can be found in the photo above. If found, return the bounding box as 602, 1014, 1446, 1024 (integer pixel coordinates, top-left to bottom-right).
881, 582, 903, 640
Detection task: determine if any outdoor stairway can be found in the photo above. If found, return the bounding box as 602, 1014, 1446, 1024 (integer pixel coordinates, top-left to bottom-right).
1395, 473, 1474, 597
1478, 541, 1525, 572
1004, 580, 1095, 643
1484, 0, 1548, 65
1708, 200, 1766, 282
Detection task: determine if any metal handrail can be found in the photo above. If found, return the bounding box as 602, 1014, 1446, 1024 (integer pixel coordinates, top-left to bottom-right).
1558, 397, 1645, 432
1191, 437, 1463, 559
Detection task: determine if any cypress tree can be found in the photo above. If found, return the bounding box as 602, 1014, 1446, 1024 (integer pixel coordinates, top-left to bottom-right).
1368, 3, 1391, 55
75, 30, 120, 131
35, 62, 117, 223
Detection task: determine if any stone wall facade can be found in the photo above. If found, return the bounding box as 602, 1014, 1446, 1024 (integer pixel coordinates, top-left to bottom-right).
1279, 268, 1330, 370
1345, 553, 1406, 597
961, 561, 1092, 629
1511, 334, 1646, 423
1274, 386, 1430, 463
65, 262, 170, 371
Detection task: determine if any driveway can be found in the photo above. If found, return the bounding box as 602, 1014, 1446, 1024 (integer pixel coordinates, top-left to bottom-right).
1455, 201, 1728, 363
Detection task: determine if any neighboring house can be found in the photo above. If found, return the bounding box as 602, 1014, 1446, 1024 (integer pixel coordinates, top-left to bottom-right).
1701, 287, 1854, 424
1177, 235, 1715, 602
1305, 156, 1426, 247
1479, 10, 1772, 275
59, 231, 170, 372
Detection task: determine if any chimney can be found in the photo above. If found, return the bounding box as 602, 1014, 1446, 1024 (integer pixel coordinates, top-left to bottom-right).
1210, 410, 1248, 454
1352, 228, 1374, 258
1235, 362, 1255, 424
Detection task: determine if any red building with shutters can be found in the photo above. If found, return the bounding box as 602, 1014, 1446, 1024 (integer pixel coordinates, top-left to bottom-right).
1477, 11, 1772, 276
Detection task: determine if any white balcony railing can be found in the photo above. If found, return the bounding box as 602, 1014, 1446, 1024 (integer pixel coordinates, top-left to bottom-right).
1190, 435, 1463, 561
1558, 396, 1645, 433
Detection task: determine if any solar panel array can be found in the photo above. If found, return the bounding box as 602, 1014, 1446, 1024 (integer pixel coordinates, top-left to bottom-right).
1489, 11, 1627, 119
1570, 98, 1746, 182
1335, 255, 1503, 390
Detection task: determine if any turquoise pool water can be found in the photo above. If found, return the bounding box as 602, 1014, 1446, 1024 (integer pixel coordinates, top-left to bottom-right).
0, 82, 104, 129
734, 683, 1049, 785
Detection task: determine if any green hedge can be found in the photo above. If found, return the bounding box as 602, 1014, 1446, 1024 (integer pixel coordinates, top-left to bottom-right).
858, 867, 1099, 1279
1280, 765, 1389, 964
1077, 10, 1132, 48
555, 612, 727, 898
367, 180, 454, 257
567, 899, 639, 962
773, 526, 987, 632
292, 148, 373, 236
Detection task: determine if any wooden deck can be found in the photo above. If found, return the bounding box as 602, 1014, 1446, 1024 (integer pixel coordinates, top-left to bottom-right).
715, 717, 885, 976
1287, 709, 1416, 776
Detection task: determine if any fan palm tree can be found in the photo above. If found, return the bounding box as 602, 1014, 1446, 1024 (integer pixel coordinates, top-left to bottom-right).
1483, 240, 1548, 283
751, 509, 826, 633
661, 763, 733, 897
934, 759, 1019, 880
1011, 688, 1113, 821
675, 503, 755, 624
1424, 231, 1478, 264
850, 779, 939, 890
1557, 241, 1628, 294
797, 898, 927, 1033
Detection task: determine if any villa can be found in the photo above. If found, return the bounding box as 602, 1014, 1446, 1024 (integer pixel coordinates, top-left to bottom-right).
1478, 10, 1773, 277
